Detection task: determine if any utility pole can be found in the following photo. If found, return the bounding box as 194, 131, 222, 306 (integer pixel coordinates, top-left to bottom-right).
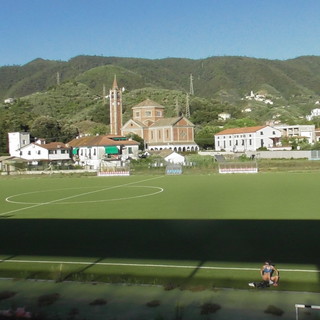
185, 93, 190, 118
189, 74, 194, 96
103, 84, 106, 105
175, 97, 180, 116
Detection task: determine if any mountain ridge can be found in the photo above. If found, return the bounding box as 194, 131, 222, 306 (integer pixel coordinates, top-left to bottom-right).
1, 55, 320, 102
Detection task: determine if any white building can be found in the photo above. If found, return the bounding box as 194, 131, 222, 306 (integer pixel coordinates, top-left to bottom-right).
274, 125, 315, 144
8, 132, 71, 164
218, 112, 231, 121
67, 135, 140, 170
18, 140, 71, 164
8, 132, 30, 157
214, 125, 282, 152
164, 151, 185, 164
306, 108, 320, 121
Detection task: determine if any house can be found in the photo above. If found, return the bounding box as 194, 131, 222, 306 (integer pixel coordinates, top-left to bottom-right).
164, 150, 185, 164
306, 108, 320, 121
218, 112, 231, 121
8, 132, 71, 165
274, 125, 315, 144
121, 99, 199, 152
214, 125, 282, 152
150, 149, 185, 165
0, 156, 27, 173
67, 135, 140, 170
17, 140, 71, 164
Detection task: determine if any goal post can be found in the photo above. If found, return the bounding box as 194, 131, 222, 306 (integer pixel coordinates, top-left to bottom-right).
166, 164, 183, 175
295, 304, 320, 320
97, 162, 130, 176
218, 161, 258, 174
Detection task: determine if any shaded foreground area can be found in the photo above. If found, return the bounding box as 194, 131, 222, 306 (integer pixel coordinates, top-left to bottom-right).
0, 219, 319, 291
0, 279, 319, 320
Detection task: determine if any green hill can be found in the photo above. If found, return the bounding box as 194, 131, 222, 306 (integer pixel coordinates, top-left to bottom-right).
2, 55, 320, 101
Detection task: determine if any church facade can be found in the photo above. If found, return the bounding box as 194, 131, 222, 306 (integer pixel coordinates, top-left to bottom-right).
121, 99, 199, 152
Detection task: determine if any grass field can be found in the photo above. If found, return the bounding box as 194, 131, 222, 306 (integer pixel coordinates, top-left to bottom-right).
0, 173, 319, 293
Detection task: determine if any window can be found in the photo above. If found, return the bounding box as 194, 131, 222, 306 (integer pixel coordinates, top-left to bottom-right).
61, 150, 66, 154
260, 131, 263, 135
156, 111, 162, 116
166, 130, 169, 138
93, 149, 96, 156
28, 151, 31, 155
145, 111, 152, 116
37, 150, 41, 155
249, 139, 252, 145
242, 140, 245, 145
135, 112, 140, 117
151, 131, 154, 139
158, 131, 161, 139
128, 147, 133, 154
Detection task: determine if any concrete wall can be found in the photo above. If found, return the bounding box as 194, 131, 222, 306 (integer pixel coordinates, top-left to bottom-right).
245, 150, 312, 159
199, 150, 317, 160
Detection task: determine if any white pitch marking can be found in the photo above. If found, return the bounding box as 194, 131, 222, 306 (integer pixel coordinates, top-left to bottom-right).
6, 186, 164, 205
0, 176, 164, 216
0, 259, 318, 273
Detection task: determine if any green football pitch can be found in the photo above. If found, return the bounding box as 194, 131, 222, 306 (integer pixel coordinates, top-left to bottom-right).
0, 173, 319, 292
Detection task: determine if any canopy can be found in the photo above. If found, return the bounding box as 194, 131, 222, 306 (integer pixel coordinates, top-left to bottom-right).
105, 146, 119, 154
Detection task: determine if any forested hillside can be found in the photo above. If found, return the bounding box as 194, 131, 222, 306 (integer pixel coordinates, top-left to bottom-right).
2, 55, 320, 100
1, 55, 320, 153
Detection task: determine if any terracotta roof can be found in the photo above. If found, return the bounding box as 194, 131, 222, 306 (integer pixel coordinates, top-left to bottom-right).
38, 142, 69, 150
67, 135, 139, 147
215, 126, 267, 135
133, 99, 164, 108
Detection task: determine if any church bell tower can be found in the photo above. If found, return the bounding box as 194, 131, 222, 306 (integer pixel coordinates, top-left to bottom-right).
109, 75, 123, 135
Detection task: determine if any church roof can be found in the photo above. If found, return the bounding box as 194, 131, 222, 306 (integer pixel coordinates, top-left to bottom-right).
133, 99, 164, 108
150, 117, 194, 127
150, 117, 181, 127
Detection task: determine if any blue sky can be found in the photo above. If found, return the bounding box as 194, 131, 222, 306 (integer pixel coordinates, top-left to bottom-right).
1, 0, 320, 66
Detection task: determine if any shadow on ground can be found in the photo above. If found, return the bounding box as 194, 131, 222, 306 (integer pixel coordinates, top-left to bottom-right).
0, 219, 319, 266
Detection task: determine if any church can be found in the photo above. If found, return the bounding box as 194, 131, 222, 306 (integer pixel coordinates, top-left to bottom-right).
110, 77, 199, 152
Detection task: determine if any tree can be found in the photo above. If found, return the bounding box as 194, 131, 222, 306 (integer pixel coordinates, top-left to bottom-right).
60, 123, 79, 142
195, 126, 220, 150
125, 133, 145, 150
30, 116, 62, 142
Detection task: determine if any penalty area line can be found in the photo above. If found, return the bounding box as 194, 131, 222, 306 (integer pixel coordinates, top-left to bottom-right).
0, 259, 319, 273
